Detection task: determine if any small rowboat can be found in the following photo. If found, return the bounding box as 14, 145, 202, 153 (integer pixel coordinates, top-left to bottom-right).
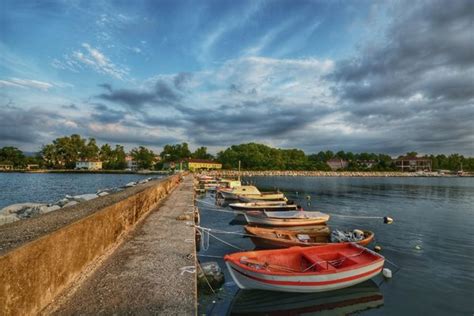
245, 226, 374, 249
238, 193, 287, 202
229, 201, 298, 212
224, 243, 384, 293
244, 210, 330, 226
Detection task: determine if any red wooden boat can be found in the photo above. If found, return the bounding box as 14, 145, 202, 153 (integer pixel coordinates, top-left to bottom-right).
224, 243, 384, 293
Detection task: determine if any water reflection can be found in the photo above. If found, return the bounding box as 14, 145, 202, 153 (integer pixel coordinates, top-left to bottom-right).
229, 280, 383, 316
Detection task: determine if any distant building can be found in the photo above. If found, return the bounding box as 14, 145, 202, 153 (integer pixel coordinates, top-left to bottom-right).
163, 159, 222, 171
125, 155, 138, 171
357, 160, 377, 169
162, 161, 177, 170
394, 157, 431, 172
26, 164, 40, 170
184, 159, 222, 172
75, 160, 103, 170
0, 164, 14, 171
326, 158, 349, 171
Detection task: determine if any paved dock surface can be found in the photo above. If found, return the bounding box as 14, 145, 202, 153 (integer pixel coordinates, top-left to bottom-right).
49, 175, 196, 315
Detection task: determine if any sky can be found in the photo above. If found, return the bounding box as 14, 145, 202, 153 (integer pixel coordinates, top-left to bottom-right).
0, 0, 473, 155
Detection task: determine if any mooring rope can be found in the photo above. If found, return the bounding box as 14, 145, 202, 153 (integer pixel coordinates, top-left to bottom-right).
196, 261, 216, 294
195, 200, 243, 215
330, 213, 385, 219
196, 226, 246, 251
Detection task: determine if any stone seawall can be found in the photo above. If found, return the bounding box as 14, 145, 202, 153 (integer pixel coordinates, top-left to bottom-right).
0, 175, 181, 316
204, 170, 448, 177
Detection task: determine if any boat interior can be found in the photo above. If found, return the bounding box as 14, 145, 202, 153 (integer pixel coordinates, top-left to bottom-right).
237, 244, 380, 273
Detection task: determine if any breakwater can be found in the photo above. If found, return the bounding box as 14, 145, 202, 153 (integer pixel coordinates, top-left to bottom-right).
204, 170, 459, 177
0, 174, 182, 316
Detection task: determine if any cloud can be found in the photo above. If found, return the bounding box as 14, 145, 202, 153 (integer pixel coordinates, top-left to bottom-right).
90, 103, 127, 123
53, 43, 128, 80
97, 76, 183, 109
61, 103, 78, 110
325, 0, 474, 155
0, 78, 54, 91
332, 0, 474, 104
97, 56, 337, 148
0, 106, 62, 145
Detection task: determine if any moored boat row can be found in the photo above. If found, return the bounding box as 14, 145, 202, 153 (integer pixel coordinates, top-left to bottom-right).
194, 174, 385, 294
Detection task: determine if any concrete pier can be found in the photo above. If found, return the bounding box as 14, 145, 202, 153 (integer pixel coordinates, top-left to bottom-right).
47, 175, 197, 315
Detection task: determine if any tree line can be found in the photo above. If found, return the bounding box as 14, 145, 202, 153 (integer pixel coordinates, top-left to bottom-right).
1, 136, 473, 171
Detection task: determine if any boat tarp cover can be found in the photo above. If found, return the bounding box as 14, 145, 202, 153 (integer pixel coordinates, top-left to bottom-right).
330, 230, 365, 243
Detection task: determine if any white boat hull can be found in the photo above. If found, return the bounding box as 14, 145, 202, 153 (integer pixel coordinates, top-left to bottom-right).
225, 260, 384, 293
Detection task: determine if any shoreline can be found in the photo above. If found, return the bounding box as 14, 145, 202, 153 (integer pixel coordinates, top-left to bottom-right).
0, 169, 169, 175
203, 170, 472, 177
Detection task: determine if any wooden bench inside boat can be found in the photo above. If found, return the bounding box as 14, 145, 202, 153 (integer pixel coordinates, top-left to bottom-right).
301, 253, 337, 271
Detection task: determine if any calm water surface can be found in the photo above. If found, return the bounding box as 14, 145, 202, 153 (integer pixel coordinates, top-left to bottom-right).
0, 173, 157, 208
198, 176, 474, 315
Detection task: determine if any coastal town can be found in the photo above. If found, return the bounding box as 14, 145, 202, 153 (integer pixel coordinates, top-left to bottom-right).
0, 134, 471, 175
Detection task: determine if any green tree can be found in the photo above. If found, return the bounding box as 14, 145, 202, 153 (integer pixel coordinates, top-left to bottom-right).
111, 145, 127, 169
192, 146, 214, 160
0, 147, 26, 168
100, 144, 113, 168
160, 143, 192, 162
131, 146, 155, 169
81, 138, 100, 160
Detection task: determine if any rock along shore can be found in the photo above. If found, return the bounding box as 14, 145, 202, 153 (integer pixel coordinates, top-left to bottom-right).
0, 177, 159, 227
203, 170, 456, 177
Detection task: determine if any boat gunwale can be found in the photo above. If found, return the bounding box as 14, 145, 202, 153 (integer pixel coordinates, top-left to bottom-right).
224, 244, 384, 277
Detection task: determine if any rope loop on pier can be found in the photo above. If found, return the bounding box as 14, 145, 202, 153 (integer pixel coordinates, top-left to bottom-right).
196, 226, 246, 251
179, 266, 196, 275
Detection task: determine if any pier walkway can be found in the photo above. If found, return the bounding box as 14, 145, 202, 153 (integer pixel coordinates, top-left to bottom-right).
49, 175, 196, 315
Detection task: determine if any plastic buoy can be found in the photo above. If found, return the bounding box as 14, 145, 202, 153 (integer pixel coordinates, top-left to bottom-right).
415, 245, 421, 250
374, 245, 382, 252
383, 216, 394, 224
306, 195, 311, 200
382, 268, 392, 279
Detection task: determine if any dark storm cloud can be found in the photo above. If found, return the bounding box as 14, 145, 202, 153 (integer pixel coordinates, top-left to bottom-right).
0, 106, 62, 144
173, 72, 192, 90
95, 132, 180, 147
97, 79, 181, 110
61, 103, 78, 110
91, 103, 127, 124
332, 0, 474, 104
181, 99, 330, 146
326, 0, 474, 155
98, 83, 113, 92
142, 115, 186, 128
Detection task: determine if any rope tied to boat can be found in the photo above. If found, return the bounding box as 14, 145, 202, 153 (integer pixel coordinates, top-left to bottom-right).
196, 226, 246, 251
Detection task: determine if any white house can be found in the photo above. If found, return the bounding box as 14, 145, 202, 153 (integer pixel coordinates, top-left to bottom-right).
125, 155, 138, 170
75, 160, 103, 170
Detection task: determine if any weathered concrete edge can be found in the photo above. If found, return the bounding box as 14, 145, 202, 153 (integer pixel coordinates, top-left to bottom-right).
0, 174, 181, 316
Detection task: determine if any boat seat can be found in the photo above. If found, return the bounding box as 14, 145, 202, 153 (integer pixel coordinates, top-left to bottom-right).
302, 253, 337, 271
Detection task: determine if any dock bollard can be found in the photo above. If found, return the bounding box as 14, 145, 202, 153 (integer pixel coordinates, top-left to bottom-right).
383, 216, 394, 224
